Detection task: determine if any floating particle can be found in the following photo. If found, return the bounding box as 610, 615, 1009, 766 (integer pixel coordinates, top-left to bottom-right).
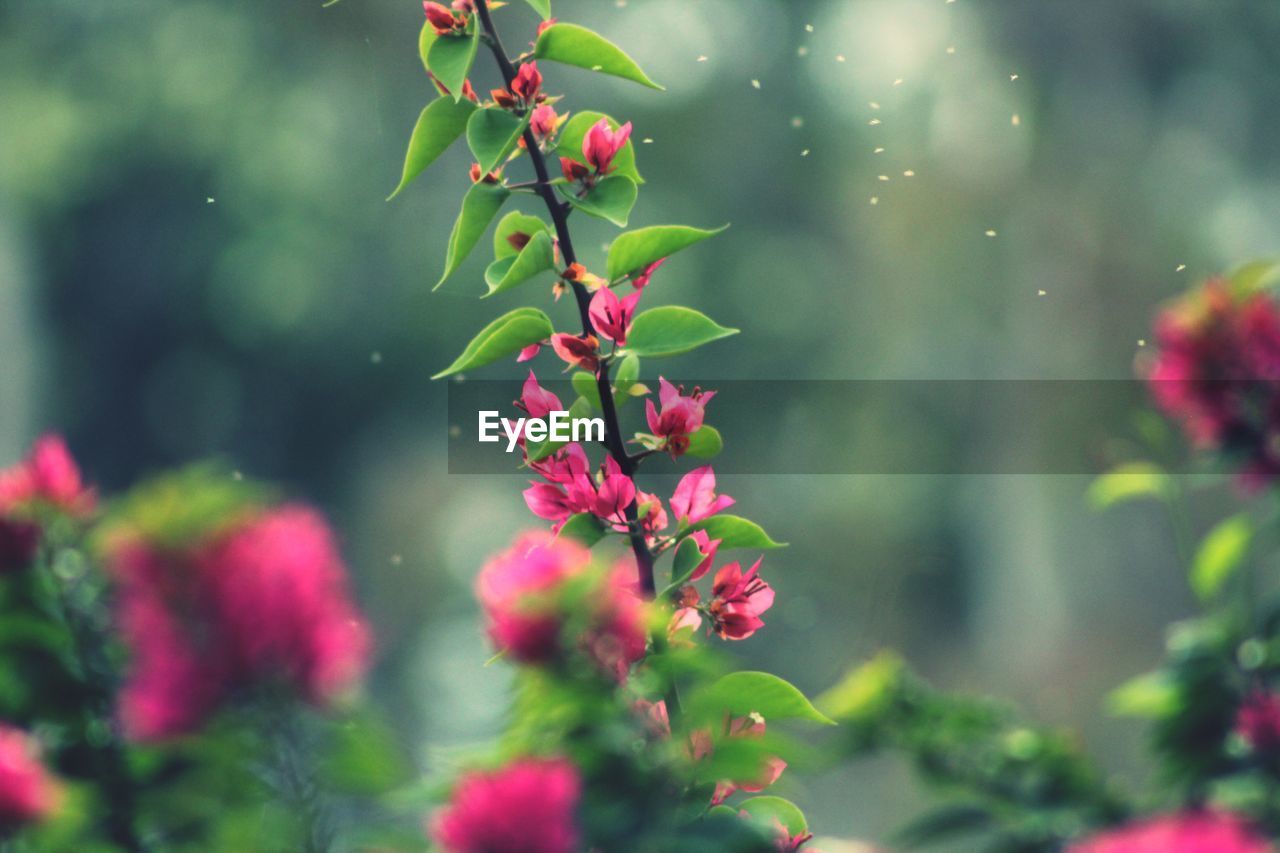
751, 79, 761, 89
870, 196, 879, 205
232, 470, 244, 481
893, 78, 904, 86
800, 149, 810, 157
1010, 73, 1019, 81
449, 424, 462, 438
797, 46, 809, 57
1037, 289, 1046, 296
1011, 114, 1021, 126
985, 229, 998, 237
370, 351, 383, 364
869, 101, 881, 110
836, 54, 846, 62
1176, 264, 1187, 272
878, 175, 890, 181
903, 170, 915, 177
615, 0, 626, 6
1138, 339, 1147, 347
206, 197, 215, 204
790, 116, 804, 128
696, 55, 708, 62
874, 147, 885, 154
868, 118, 881, 126
390, 554, 403, 565
591, 64, 603, 71
946, 46, 956, 54
642, 137, 654, 144
805, 23, 814, 32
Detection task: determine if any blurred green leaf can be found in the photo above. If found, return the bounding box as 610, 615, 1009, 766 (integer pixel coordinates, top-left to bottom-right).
428, 29, 480, 102
693, 671, 835, 725
555, 112, 641, 184
817, 650, 905, 722
466, 106, 529, 176
432, 307, 553, 378
1190, 514, 1252, 602
1108, 670, 1180, 718
437, 182, 511, 289
534, 23, 663, 90
685, 425, 723, 459
688, 515, 785, 549
624, 306, 737, 358
559, 513, 605, 548
559, 175, 637, 227
738, 796, 808, 837
320, 714, 415, 795
524, 0, 552, 18
890, 804, 992, 849
388, 97, 476, 200
606, 224, 727, 281
484, 230, 555, 296
1230, 260, 1280, 295
493, 211, 550, 260
1087, 462, 1170, 510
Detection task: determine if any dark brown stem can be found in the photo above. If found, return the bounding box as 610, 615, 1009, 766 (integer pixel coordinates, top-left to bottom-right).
473, 0, 656, 595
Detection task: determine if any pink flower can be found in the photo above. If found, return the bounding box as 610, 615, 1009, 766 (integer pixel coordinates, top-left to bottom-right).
520, 371, 563, 420
588, 287, 641, 345
709, 558, 774, 640
631, 258, 665, 290
423, 1, 462, 34
582, 118, 632, 175
591, 456, 637, 521
670, 466, 734, 526
0, 434, 95, 517
684, 712, 787, 806
475, 532, 592, 663
536, 17, 558, 37
529, 105, 560, 143
0, 725, 61, 830
516, 342, 544, 363
646, 378, 715, 457
109, 506, 371, 741
431, 757, 581, 853
550, 332, 600, 372
510, 62, 543, 104
684, 529, 720, 582
1068, 810, 1272, 853
1237, 689, 1280, 751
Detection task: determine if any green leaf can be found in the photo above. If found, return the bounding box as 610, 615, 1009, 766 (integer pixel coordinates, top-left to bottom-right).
624, 306, 738, 358
432, 308, 553, 379
493, 211, 550, 260
534, 23, 663, 90
572, 371, 602, 409
606, 224, 727, 281
428, 28, 479, 101
523, 0, 552, 18
1230, 260, 1280, 296
559, 513, 605, 548
688, 515, 785, 549
693, 672, 835, 725
556, 112, 641, 184
419, 23, 438, 76
484, 231, 555, 296
1191, 514, 1253, 602
558, 175, 637, 228
684, 425, 722, 459
738, 797, 808, 838
1087, 462, 1171, 510
1108, 671, 1180, 718
466, 107, 530, 176
437, 183, 511, 289
670, 536, 706, 586
388, 97, 477, 200
817, 651, 906, 722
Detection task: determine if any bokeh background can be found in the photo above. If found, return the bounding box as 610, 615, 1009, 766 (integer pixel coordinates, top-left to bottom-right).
4, 0, 1280, 844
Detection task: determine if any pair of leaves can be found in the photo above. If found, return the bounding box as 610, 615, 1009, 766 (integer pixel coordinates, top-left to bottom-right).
534, 23, 663, 91
432, 307, 552, 378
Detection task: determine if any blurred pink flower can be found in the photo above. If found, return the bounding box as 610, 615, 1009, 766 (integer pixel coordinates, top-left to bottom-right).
670, 466, 734, 526
109, 506, 371, 741
0, 725, 60, 830
431, 757, 581, 853
0, 434, 95, 517
1069, 810, 1272, 852
1237, 689, 1280, 752
582, 118, 631, 175
709, 558, 774, 641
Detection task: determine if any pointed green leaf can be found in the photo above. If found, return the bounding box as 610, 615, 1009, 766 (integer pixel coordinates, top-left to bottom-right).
432, 307, 553, 379
687, 515, 785, 549
1087, 462, 1171, 510
738, 797, 809, 838
559, 175, 636, 228
555, 112, 641, 184
388, 97, 477, 200
693, 672, 835, 726
484, 231, 555, 296
428, 28, 479, 101
534, 23, 663, 90
1108, 671, 1180, 718
559, 513, 604, 547
437, 183, 510, 289
571, 371, 602, 410
493, 211, 550, 260
467, 107, 530, 176
607, 224, 728, 281
684, 425, 722, 459
1191, 514, 1253, 602
670, 536, 706, 586
523, 0, 552, 18
419, 23, 438, 76
624, 306, 738, 358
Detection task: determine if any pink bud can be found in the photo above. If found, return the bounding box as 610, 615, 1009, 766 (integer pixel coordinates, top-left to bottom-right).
520, 371, 563, 420
631, 257, 666, 290
582, 118, 632, 175
511, 62, 543, 103
551, 333, 600, 372
423, 1, 460, 33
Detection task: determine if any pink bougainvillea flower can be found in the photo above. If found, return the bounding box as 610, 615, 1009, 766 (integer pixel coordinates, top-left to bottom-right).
431, 756, 581, 853
630, 257, 666, 290
582, 118, 632, 175
761, 819, 815, 852
428, 73, 479, 103
536, 17, 558, 37
1237, 689, 1280, 752
519, 371, 563, 420
0, 725, 61, 830
469, 162, 503, 184
528, 105, 561, 144
516, 342, 544, 363
510, 62, 543, 104
588, 286, 641, 345
684, 529, 721, 582
635, 491, 669, 537
708, 558, 774, 640
423, 1, 463, 34
590, 456, 637, 521
646, 378, 715, 457
0, 434, 95, 573
551, 332, 600, 372
585, 561, 648, 679
108, 506, 371, 741
670, 466, 734, 526
1068, 810, 1272, 852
